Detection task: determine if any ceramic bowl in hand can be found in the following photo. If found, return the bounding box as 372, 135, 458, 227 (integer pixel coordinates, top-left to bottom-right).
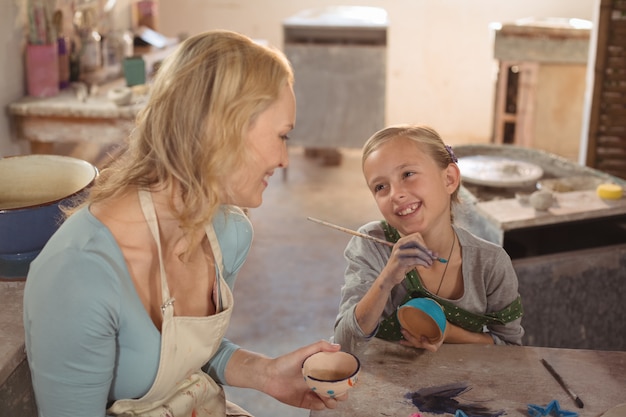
397, 297, 447, 343
302, 351, 360, 398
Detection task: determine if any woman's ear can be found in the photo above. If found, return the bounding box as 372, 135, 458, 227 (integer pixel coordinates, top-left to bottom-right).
445, 163, 461, 193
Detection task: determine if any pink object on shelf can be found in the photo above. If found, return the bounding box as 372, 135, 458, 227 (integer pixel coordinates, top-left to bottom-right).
25, 43, 60, 97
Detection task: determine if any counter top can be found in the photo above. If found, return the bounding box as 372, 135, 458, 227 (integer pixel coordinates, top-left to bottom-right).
454, 144, 626, 234
7, 80, 147, 120
7, 43, 177, 124
497, 18, 591, 39
476, 189, 626, 231
311, 338, 626, 417
0, 281, 26, 387
7, 80, 148, 152
493, 19, 590, 64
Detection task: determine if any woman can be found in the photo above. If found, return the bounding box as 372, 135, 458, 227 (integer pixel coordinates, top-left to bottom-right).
24, 30, 344, 417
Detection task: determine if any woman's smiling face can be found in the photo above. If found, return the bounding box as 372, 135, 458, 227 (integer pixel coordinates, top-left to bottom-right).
225, 83, 295, 208
363, 136, 452, 236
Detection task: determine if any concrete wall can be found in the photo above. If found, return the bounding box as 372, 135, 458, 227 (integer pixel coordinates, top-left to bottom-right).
515, 244, 626, 350
158, 0, 596, 147
1, 0, 596, 156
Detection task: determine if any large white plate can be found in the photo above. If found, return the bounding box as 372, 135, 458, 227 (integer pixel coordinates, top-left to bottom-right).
457, 155, 544, 188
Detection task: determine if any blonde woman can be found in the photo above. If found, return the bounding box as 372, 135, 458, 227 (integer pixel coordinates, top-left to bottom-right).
24, 30, 344, 417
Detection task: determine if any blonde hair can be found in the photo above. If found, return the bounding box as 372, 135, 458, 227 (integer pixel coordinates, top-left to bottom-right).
69, 30, 293, 253
362, 124, 460, 205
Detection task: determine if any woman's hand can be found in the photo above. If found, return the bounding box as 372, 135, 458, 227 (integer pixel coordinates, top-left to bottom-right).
262, 340, 348, 410
227, 340, 349, 410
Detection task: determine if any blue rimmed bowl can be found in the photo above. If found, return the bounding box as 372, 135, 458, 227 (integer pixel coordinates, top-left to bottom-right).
0, 155, 98, 279
397, 297, 447, 343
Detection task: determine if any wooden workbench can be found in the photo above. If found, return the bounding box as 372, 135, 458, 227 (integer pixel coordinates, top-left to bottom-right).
7, 46, 179, 155
7, 81, 145, 155
0, 281, 36, 416
475, 189, 626, 232
311, 338, 626, 417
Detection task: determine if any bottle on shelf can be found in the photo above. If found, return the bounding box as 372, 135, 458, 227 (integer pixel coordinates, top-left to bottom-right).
53, 10, 70, 89
74, 6, 102, 85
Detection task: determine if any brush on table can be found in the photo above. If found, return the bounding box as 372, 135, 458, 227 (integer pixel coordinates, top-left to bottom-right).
540, 358, 584, 409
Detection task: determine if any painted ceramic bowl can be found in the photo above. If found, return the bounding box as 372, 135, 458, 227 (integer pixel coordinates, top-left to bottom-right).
302, 351, 360, 398
397, 298, 447, 343
0, 155, 98, 279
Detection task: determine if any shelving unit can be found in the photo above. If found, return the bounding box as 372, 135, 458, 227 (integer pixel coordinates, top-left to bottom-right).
492, 19, 591, 162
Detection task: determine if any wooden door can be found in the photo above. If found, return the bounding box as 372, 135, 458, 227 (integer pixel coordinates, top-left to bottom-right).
586, 0, 626, 179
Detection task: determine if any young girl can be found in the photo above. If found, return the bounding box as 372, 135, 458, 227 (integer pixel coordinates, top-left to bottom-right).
333, 124, 524, 354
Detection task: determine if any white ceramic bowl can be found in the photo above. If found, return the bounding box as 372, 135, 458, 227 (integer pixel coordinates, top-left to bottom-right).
107, 87, 133, 106
302, 351, 360, 398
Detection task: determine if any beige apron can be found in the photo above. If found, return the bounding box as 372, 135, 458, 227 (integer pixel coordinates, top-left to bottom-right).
107, 190, 252, 417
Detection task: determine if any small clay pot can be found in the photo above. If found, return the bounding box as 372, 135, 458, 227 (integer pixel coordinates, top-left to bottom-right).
107, 87, 133, 106
302, 351, 360, 398
529, 190, 554, 211
397, 298, 447, 343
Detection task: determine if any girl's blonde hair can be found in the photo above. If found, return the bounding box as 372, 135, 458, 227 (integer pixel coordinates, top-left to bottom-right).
68, 30, 294, 253
362, 124, 460, 205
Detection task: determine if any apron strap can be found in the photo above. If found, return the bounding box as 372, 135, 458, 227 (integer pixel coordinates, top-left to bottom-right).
205, 222, 225, 313
138, 189, 229, 315
138, 190, 173, 315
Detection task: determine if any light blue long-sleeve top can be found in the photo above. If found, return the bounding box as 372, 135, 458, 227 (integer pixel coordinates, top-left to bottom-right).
23, 205, 253, 417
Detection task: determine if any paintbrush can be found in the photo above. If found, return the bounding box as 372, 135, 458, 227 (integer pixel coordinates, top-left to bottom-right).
306, 217, 448, 263
540, 358, 584, 409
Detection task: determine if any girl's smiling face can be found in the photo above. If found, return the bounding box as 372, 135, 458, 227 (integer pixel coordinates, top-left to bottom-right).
363, 136, 457, 236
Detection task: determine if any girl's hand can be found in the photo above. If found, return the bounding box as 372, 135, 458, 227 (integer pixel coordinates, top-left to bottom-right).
399, 320, 448, 352
261, 340, 348, 410
383, 234, 436, 286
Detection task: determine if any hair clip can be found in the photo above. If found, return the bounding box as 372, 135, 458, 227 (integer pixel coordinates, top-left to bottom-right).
445, 145, 458, 163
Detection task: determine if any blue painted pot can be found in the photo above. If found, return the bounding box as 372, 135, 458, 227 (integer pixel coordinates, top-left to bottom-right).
0, 155, 98, 279
397, 297, 447, 343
